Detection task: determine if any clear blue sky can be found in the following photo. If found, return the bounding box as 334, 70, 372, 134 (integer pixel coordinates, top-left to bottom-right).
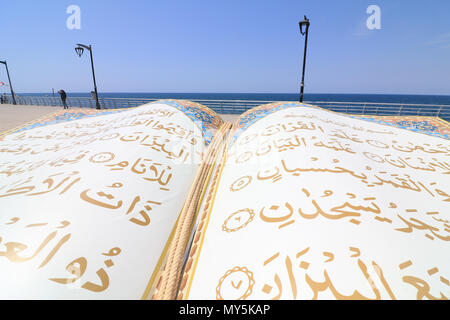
1, 0, 449, 95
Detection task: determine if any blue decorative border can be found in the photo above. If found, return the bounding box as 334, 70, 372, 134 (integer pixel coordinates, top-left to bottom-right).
231, 102, 306, 145
149, 100, 223, 146
349, 116, 449, 140
6, 100, 223, 146
231, 102, 450, 145
14, 110, 126, 134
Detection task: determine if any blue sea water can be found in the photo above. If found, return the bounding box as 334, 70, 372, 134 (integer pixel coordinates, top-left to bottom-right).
10, 92, 450, 120
17, 92, 450, 105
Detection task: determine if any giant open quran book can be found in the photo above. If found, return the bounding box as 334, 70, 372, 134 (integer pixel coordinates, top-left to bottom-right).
0, 100, 448, 300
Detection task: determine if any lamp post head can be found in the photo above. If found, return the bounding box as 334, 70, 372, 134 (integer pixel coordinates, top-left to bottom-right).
75, 46, 84, 57
0, 61, 6, 65
299, 16, 310, 36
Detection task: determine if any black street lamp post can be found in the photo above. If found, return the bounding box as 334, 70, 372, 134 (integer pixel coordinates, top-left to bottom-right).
75, 44, 101, 109
0, 60, 17, 105
298, 16, 310, 103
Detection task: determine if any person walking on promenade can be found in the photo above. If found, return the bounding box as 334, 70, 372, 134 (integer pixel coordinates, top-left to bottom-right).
0, 93, 7, 104
58, 89, 68, 109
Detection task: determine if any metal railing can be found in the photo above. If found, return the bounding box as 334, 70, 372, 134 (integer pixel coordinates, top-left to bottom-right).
1, 95, 449, 120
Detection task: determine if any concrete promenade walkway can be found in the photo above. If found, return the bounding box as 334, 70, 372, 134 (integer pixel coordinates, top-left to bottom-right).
0, 104, 60, 132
